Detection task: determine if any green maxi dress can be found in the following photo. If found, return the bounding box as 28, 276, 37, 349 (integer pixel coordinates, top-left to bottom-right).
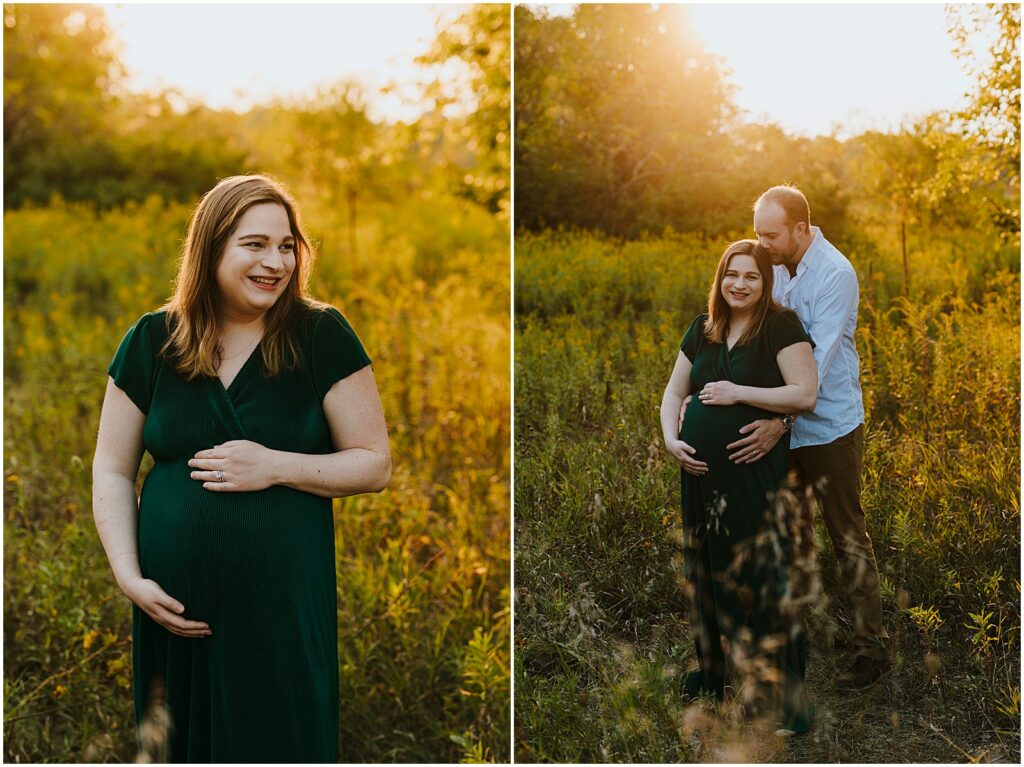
108, 305, 371, 762
678, 309, 814, 732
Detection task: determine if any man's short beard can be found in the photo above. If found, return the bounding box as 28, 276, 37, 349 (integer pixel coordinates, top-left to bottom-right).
779, 226, 800, 264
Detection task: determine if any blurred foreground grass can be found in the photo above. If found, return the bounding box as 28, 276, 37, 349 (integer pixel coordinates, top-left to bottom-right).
3, 195, 510, 763
514, 230, 1020, 763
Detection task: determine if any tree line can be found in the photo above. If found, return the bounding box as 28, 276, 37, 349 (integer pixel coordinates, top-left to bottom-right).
3, 4, 509, 217
514, 4, 1019, 252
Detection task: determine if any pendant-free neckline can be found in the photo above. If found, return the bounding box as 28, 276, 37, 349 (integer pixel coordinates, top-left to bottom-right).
216, 338, 263, 395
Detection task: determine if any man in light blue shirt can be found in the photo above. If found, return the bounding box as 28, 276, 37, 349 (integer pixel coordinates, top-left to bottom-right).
732, 185, 890, 689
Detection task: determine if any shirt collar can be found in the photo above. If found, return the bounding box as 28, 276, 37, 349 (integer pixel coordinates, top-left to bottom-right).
795, 226, 824, 275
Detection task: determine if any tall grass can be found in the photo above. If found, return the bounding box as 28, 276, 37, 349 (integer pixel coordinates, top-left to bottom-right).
3, 194, 510, 763
514, 230, 1020, 762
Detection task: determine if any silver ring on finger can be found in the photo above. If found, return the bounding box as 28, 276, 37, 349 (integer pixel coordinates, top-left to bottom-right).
215, 470, 225, 483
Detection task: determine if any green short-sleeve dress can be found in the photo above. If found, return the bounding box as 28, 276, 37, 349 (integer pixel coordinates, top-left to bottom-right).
678, 308, 814, 732
107, 304, 371, 762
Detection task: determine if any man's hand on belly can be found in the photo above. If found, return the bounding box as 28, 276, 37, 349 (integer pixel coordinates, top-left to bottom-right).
677, 394, 692, 434
727, 418, 785, 464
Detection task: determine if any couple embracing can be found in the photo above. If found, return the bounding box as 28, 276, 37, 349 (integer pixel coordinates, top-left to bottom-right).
660, 185, 890, 735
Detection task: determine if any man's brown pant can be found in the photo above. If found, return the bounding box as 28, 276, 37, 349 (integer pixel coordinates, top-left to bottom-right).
789, 424, 888, 660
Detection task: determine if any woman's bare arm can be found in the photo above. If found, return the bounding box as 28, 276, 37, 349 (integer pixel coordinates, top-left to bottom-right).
93, 380, 147, 591
660, 351, 708, 475
93, 379, 211, 637
660, 351, 694, 444
272, 366, 391, 497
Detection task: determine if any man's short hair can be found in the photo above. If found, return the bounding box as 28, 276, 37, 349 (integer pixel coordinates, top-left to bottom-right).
755, 185, 810, 230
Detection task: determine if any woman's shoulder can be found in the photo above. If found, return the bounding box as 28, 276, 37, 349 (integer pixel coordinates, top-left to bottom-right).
131, 308, 167, 325
764, 305, 813, 348
294, 301, 353, 334
688, 312, 710, 337
108, 310, 171, 406
293, 301, 365, 355
125, 309, 172, 343
680, 313, 709, 354
767, 306, 804, 330
294, 300, 371, 389
312, 303, 352, 325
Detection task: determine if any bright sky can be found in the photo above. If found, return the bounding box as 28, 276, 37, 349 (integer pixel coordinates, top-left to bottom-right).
536, 2, 982, 138
104, 3, 461, 121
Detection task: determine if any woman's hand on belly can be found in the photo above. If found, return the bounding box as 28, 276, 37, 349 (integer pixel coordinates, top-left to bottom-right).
123, 577, 212, 638
664, 438, 708, 476
698, 380, 742, 406
188, 439, 278, 492
677, 394, 692, 434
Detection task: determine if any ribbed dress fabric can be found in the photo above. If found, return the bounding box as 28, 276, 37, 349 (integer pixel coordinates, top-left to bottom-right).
678, 310, 814, 731
108, 305, 371, 763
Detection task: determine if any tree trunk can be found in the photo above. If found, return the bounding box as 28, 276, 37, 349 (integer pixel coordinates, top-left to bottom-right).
901, 219, 909, 298
347, 182, 359, 281
867, 258, 876, 306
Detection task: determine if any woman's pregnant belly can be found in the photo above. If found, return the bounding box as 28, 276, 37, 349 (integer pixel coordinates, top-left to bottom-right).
679, 399, 776, 467
137, 460, 335, 623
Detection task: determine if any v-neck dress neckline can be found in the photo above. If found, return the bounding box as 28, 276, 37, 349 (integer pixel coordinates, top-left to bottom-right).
217, 339, 263, 398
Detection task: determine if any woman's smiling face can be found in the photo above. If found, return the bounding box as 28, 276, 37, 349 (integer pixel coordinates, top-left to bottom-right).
215, 202, 296, 321
720, 253, 763, 313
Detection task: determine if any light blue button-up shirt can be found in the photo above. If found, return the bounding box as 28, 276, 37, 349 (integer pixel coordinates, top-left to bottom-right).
772, 227, 864, 448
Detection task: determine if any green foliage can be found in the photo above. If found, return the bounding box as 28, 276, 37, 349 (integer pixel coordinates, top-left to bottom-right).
2, 4, 511, 219
2, 5, 249, 208
905, 606, 944, 645
2, 5, 515, 758
947, 4, 1021, 172
938, 3, 1022, 239
515, 4, 1021, 250
515, 4, 734, 235
3, 190, 509, 762
417, 4, 511, 217
3, 4, 119, 206
514, 230, 1020, 762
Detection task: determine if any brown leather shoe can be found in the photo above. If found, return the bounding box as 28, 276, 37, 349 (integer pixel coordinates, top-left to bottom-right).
835, 655, 891, 690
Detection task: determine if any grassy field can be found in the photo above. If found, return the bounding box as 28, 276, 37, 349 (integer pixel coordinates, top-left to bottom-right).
514, 230, 1020, 763
3, 195, 510, 763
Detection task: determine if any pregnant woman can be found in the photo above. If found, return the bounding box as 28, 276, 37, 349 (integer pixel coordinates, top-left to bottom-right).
660, 239, 816, 735
92, 174, 391, 761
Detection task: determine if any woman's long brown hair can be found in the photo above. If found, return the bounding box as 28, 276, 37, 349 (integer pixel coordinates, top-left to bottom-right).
704, 239, 781, 347
160, 174, 327, 380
